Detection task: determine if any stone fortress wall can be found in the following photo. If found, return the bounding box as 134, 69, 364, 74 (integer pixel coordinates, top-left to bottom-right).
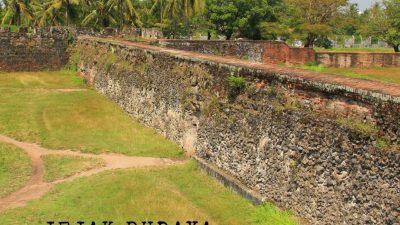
0, 27, 163, 72
160, 39, 315, 65
0, 27, 71, 71
160, 39, 400, 68
1, 28, 399, 225
76, 37, 400, 225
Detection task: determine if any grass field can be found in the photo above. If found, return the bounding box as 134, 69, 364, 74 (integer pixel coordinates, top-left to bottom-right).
0, 143, 32, 197
42, 155, 105, 182
0, 71, 299, 225
0, 162, 298, 225
0, 71, 182, 158
314, 47, 395, 53
297, 65, 400, 85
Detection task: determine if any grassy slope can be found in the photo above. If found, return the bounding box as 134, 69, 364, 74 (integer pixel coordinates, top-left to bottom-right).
0, 71, 182, 158
42, 155, 106, 182
298, 65, 400, 85
0, 71, 299, 224
0, 162, 298, 225
0, 143, 32, 197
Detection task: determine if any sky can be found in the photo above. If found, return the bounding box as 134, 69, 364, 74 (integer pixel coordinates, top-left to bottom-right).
350, 0, 378, 11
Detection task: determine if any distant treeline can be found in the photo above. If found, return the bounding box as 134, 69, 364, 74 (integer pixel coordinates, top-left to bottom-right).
0, 0, 399, 51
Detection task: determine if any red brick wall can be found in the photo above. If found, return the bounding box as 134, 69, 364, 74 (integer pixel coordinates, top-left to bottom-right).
262, 42, 290, 64
161, 40, 315, 65
288, 48, 316, 64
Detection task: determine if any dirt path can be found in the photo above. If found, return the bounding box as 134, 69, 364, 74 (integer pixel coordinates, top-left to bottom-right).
0, 134, 184, 211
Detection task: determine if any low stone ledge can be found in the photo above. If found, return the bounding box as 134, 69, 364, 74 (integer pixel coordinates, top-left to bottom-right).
193, 156, 264, 205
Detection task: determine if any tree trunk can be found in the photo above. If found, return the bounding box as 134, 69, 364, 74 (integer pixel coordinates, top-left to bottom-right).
207, 31, 211, 40
119, 0, 123, 30
226, 32, 232, 40
160, 0, 163, 23
65, 9, 69, 26
304, 33, 316, 48
394, 45, 399, 53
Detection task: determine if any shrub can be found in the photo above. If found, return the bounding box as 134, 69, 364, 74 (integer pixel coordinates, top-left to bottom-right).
227, 75, 246, 89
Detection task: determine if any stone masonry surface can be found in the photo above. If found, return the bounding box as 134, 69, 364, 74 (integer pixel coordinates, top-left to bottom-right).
0, 28, 70, 71
75, 37, 400, 225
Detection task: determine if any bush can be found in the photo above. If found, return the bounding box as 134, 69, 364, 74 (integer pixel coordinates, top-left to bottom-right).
227, 75, 246, 89
315, 36, 333, 49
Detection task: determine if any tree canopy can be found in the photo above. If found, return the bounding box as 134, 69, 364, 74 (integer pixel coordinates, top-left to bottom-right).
0, 0, 398, 51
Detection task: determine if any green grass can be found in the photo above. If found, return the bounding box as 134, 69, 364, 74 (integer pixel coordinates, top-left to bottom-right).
0, 143, 32, 198
0, 70, 85, 89
41, 155, 106, 182
337, 117, 378, 135
0, 71, 182, 158
0, 71, 299, 225
0, 161, 298, 225
314, 47, 394, 53
297, 64, 400, 85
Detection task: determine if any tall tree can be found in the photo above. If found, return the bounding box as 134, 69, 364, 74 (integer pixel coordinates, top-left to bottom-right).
1, 0, 33, 26
285, 0, 348, 47
383, 0, 400, 52
108, 0, 141, 28
205, 0, 237, 40
205, 0, 280, 40
36, 0, 80, 26
81, 0, 116, 28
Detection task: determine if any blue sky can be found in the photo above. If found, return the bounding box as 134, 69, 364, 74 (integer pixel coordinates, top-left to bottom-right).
350, 0, 378, 10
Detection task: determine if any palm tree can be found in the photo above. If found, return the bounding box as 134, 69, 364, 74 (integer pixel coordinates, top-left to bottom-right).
36, 0, 80, 27
1, 0, 33, 26
81, 0, 117, 28
150, 0, 204, 23
108, 0, 141, 29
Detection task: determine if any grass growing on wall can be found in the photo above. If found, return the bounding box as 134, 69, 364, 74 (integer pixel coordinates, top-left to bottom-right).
295, 64, 400, 85
314, 47, 394, 53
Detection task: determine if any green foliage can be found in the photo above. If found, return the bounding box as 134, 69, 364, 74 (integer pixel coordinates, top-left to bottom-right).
227, 75, 246, 89
284, 0, 348, 47
65, 49, 81, 72
375, 137, 390, 149
205, 0, 280, 40
1, 0, 33, 26
260, 22, 291, 40
314, 36, 333, 49
337, 117, 379, 135
361, 0, 400, 52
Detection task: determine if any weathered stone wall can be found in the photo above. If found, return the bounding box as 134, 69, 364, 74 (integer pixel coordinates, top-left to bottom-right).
76, 37, 400, 225
316, 52, 400, 68
0, 28, 71, 71
160, 39, 315, 65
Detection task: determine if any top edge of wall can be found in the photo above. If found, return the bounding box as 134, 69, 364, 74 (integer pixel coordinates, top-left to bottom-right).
80, 37, 400, 104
